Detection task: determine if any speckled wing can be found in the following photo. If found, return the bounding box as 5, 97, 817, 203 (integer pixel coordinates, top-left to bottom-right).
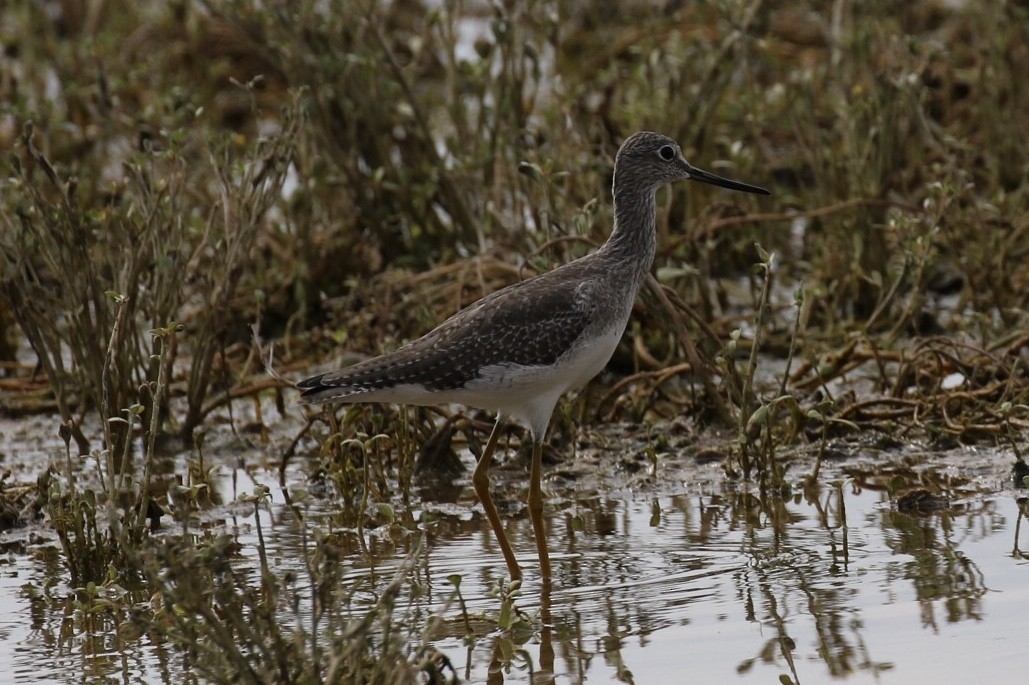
297, 274, 597, 403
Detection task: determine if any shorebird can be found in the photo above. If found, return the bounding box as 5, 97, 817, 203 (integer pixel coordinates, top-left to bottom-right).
298, 131, 769, 582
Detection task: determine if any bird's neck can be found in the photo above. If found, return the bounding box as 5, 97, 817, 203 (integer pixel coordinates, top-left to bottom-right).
601, 179, 658, 289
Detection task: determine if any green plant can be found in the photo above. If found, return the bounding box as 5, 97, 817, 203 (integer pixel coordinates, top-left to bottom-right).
144, 490, 446, 685
1, 102, 298, 458
40, 322, 176, 586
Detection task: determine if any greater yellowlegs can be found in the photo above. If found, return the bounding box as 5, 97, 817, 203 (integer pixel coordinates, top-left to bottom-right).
298, 131, 769, 581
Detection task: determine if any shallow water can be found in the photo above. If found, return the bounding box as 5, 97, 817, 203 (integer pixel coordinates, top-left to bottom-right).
1, 434, 1026, 684
418, 479, 1027, 684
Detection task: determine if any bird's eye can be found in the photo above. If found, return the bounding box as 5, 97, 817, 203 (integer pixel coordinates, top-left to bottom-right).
658, 145, 676, 161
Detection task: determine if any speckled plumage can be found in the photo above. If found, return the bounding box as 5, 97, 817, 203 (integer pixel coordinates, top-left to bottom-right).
297, 255, 628, 434
298, 263, 601, 397
298, 131, 769, 581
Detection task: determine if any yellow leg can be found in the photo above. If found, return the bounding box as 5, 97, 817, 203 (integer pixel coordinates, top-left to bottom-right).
472, 419, 522, 581
528, 441, 552, 580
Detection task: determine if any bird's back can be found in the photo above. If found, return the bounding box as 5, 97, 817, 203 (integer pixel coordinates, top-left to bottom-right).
297, 252, 632, 412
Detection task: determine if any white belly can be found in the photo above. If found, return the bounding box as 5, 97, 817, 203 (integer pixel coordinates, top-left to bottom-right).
456, 324, 625, 437
348, 324, 626, 440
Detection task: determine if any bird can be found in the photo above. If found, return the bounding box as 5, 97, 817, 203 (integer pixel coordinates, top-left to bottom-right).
297, 131, 769, 582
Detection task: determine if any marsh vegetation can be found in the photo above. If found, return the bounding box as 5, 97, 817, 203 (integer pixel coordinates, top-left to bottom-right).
0, 0, 1026, 683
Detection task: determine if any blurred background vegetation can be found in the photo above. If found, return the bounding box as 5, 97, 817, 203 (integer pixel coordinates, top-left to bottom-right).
2, 0, 1026, 446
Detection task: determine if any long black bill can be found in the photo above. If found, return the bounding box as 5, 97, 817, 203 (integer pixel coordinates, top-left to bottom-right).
686, 163, 770, 195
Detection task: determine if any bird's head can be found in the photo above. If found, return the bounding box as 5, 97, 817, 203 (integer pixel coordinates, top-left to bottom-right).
615, 131, 770, 196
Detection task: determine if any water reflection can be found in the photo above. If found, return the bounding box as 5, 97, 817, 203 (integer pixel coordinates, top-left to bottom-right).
1014, 496, 1029, 558
427, 481, 1024, 684
2, 467, 1026, 684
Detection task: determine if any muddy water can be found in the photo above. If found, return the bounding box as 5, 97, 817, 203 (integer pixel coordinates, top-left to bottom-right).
1, 424, 1026, 685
